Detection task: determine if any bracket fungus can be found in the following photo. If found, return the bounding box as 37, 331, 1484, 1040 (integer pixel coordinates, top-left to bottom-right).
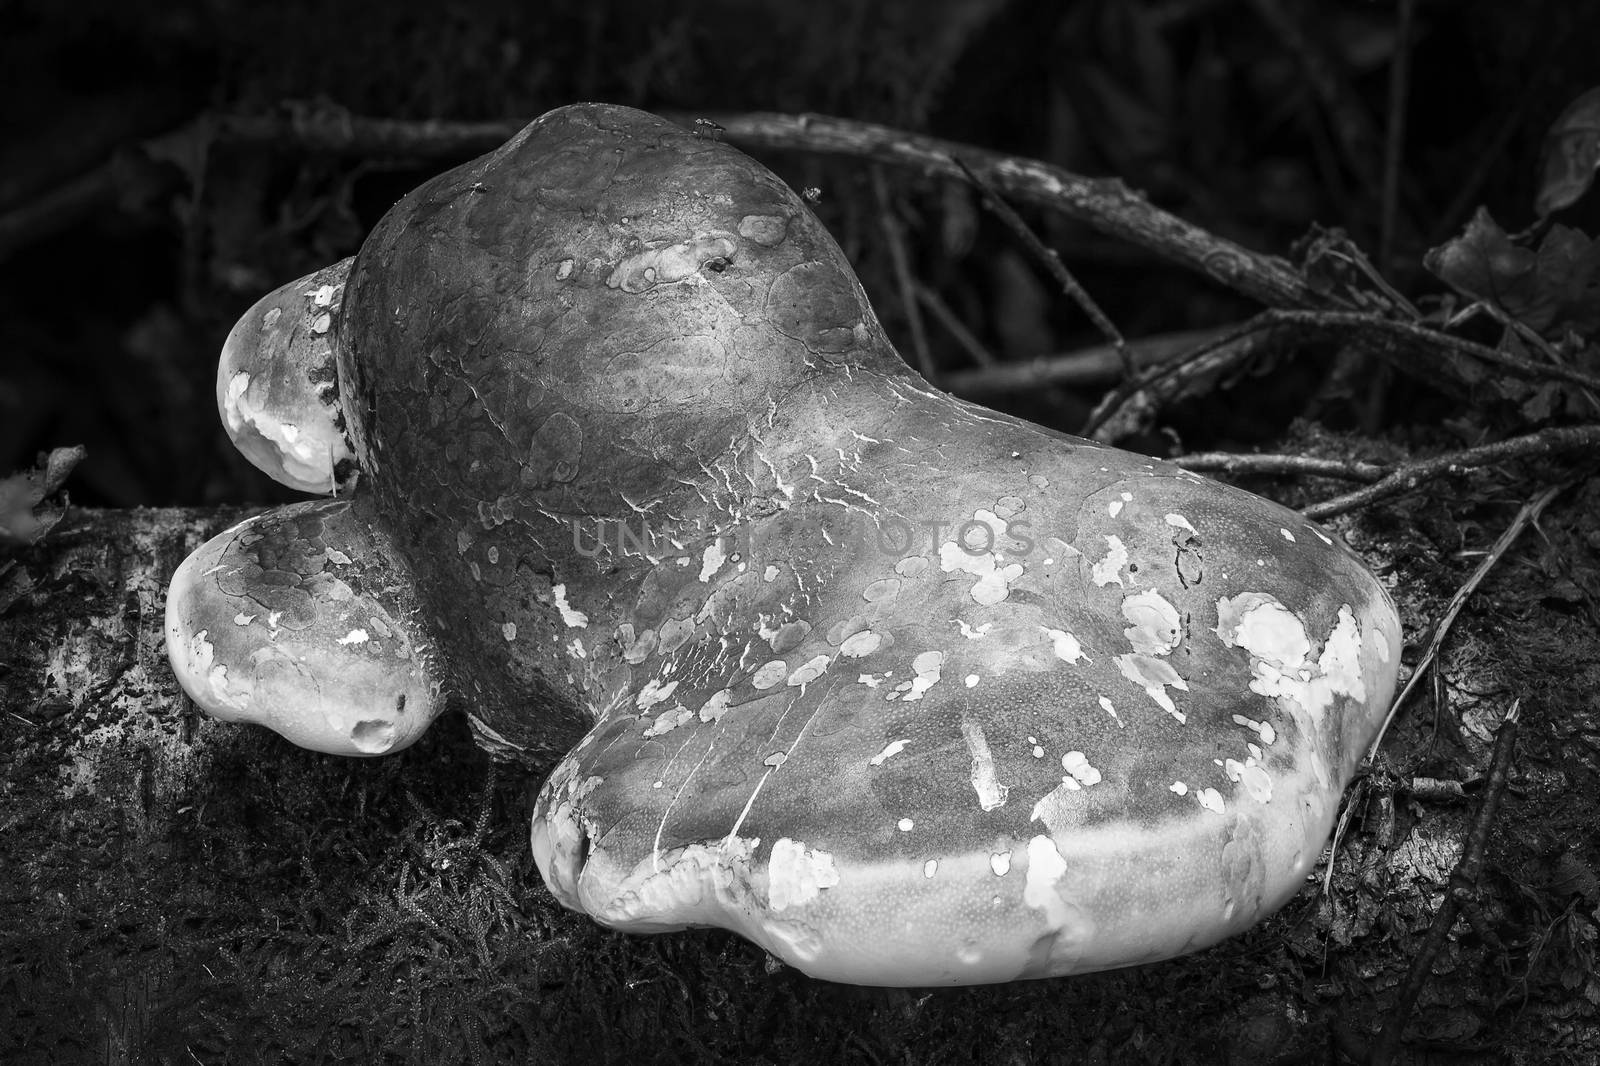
165, 104, 1402, 985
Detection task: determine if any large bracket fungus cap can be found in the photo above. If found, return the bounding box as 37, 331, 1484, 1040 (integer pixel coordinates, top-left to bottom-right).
217, 258, 358, 495
165, 499, 442, 755
172, 102, 1404, 986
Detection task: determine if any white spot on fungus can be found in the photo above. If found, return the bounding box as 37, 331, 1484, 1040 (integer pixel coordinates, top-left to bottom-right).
897, 818, 914, 832
1368, 624, 1391, 663
1041, 627, 1087, 664
1169, 780, 1189, 796
1091, 536, 1129, 587
923, 859, 939, 879
869, 739, 908, 765
751, 660, 788, 690
1120, 590, 1182, 656
959, 718, 1009, 811
990, 851, 1012, 876
895, 651, 944, 701
958, 620, 993, 639
1023, 836, 1068, 919
233, 612, 255, 627
643, 705, 692, 737
786, 654, 831, 687
552, 584, 589, 628
636, 678, 679, 710
1215, 595, 1366, 715
965, 674, 980, 688
939, 540, 1024, 606
1165, 513, 1197, 534
1061, 751, 1102, 786
840, 630, 883, 658
767, 838, 840, 911
699, 540, 727, 582
698, 689, 732, 723
500, 623, 516, 642
1223, 757, 1274, 803
337, 629, 370, 645
1231, 713, 1277, 745
1196, 787, 1225, 813
1115, 653, 1190, 721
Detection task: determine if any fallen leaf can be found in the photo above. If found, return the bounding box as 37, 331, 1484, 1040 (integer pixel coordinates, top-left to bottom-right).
0, 446, 87, 548
1536, 86, 1600, 218
1424, 208, 1600, 335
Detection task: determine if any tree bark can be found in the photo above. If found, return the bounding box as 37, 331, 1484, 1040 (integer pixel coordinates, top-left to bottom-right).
4, 505, 1598, 1065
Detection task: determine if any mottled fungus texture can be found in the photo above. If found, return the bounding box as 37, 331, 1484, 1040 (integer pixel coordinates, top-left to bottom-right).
166, 103, 1402, 985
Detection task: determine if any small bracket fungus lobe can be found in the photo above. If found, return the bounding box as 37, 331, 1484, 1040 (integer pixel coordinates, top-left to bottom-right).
168, 103, 1402, 986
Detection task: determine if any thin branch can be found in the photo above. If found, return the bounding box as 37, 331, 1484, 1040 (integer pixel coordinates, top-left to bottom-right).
1079, 314, 1283, 438
871, 167, 936, 382
1, 106, 1335, 311
952, 158, 1130, 375
913, 282, 997, 368
1082, 308, 1600, 441
1369, 700, 1521, 1066
694, 111, 1333, 310
1302, 425, 1600, 519
944, 327, 1228, 395
1366, 483, 1567, 763
1268, 310, 1600, 393
1176, 452, 1388, 483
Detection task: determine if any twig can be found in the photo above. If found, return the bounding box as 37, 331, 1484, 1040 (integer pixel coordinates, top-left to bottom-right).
1379, 0, 1417, 275
943, 327, 1230, 395
952, 158, 1131, 376
1083, 308, 1600, 440
871, 168, 936, 381
1175, 452, 1388, 483
1404, 777, 1473, 804
1366, 483, 1567, 763
1302, 425, 1600, 519
913, 282, 997, 368
1268, 309, 1600, 393
1079, 314, 1283, 438
1369, 700, 1521, 1066
1321, 776, 1370, 902
694, 111, 1337, 309
1, 106, 1333, 311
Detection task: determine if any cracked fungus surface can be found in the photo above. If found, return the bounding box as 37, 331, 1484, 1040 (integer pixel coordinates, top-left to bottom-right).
204, 104, 1402, 984
163, 500, 443, 756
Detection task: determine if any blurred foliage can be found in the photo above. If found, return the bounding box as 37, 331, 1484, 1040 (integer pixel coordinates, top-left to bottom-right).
5, 0, 1600, 505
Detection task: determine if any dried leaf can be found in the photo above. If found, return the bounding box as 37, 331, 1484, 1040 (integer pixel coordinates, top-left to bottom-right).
1536, 86, 1600, 218
1424, 208, 1600, 335
0, 446, 87, 548
1425, 208, 1536, 304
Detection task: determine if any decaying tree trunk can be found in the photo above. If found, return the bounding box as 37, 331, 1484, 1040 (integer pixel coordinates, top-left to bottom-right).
4, 503, 1599, 1065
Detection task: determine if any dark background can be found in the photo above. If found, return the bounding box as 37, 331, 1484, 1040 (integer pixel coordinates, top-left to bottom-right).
4, 0, 1598, 508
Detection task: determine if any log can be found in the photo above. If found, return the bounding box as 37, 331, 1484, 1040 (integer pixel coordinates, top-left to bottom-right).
2, 505, 1596, 1064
